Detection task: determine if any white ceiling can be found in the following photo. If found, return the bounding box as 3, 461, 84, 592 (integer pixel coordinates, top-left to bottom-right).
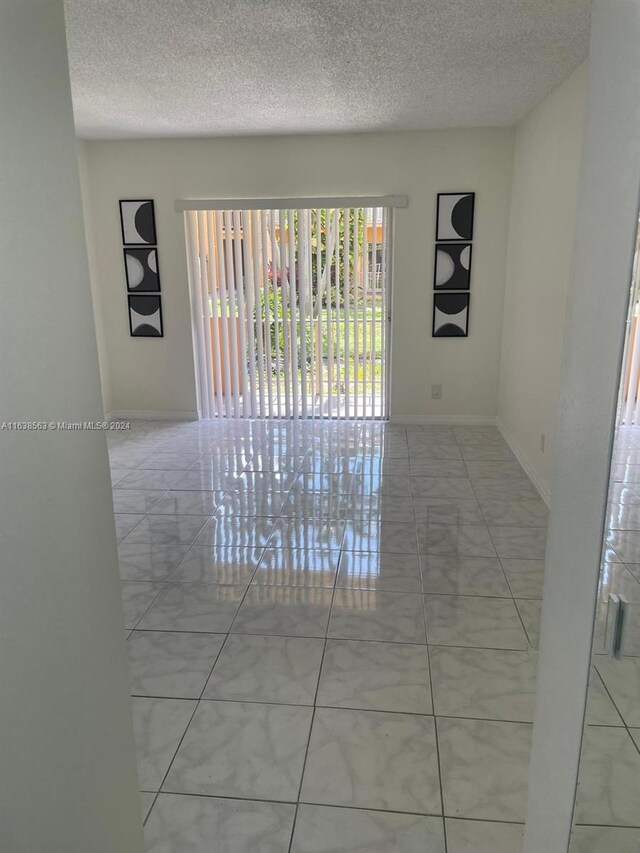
64, 0, 592, 140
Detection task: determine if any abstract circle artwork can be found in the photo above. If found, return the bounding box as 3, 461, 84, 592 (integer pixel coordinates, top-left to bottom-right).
433, 292, 470, 337
434, 242, 472, 290
128, 294, 163, 337
436, 192, 475, 241
119, 199, 157, 245
124, 247, 161, 292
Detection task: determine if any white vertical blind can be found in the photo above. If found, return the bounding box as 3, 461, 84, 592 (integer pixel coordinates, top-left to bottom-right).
184, 205, 391, 419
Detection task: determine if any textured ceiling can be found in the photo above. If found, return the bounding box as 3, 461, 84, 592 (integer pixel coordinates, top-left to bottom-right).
64, 0, 592, 139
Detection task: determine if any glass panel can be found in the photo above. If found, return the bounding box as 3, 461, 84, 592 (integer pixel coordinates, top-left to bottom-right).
568, 224, 640, 851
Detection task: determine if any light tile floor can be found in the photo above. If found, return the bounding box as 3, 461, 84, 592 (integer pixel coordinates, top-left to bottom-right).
568, 424, 640, 850
107, 419, 640, 852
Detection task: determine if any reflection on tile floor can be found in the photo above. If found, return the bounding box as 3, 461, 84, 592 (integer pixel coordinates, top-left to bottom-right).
570, 424, 640, 845
108, 419, 640, 850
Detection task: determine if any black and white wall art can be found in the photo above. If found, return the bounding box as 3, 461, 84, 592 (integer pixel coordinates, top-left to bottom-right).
119, 199, 157, 245
433, 242, 472, 290
124, 247, 161, 292
436, 192, 475, 241
433, 293, 470, 337
128, 295, 163, 337
433, 191, 475, 337
119, 198, 164, 337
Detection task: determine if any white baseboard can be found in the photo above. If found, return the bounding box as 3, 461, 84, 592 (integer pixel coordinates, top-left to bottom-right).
105, 410, 199, 422
496, 417, 551, 507
390, 414, 498, 426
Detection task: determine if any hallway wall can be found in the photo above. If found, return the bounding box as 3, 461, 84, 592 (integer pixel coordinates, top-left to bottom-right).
498, 63, 589, 502
79, 128, 514, 419
0, 1, 143, 850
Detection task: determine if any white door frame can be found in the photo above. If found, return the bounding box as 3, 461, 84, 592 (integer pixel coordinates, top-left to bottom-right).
524, 2, 640, 850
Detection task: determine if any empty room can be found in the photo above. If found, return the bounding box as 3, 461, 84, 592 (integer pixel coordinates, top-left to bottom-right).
2, 1, 640, 852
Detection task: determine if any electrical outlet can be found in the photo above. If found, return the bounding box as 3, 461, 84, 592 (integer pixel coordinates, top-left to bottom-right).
540, 434, 546, 452
431, 384, 442, 400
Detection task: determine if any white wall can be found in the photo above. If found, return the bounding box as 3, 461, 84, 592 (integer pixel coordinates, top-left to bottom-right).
77, 139, 113, 413
525, 1, 640, 848
0, 1, 143, 851
80, 129, 514, 419
498, 64, 588, 501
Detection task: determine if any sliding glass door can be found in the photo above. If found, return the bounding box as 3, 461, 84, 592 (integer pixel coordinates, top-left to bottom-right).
184, 204, 392, 420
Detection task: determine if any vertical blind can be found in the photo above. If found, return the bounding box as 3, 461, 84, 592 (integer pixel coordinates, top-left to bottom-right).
184, 205, 391, 419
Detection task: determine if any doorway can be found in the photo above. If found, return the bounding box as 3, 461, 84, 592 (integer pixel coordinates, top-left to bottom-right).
184, 203, 393, 420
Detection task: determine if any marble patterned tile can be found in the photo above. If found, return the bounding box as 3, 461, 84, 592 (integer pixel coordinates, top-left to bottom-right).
145, 793, 296, 853
231, 585, 333, 637
597, 561, 640, 602
410, 477, 475, 501
500, 558, 545, 598
139, 791, 156, 823
164, 700, 313, 801
574, 726, 640, 825
445, 819, 524, 853
266, 519, 345, 551
114, 513, 145, 542
112, 489, 166, 513
607, 503, 640, 530
605, 529, 640, 564
586, 667, 624, 726
301, 707, 441, 814
127, 631, 224, 698
137, 452, 201, 470
424, 595, 528, 649
148, 490, 227, 515
569, 826, 640, 853
488, 526, 547, 560
194, 515, 277, 548
137, 583, 246, 632
420, 556, 510, 597
353, 496, 416, 522
116, 470, 187, 491
172, 469, 240, 492
342, 520, 419, 554
168, 545, 262, 585
329, 588, 426, 644
252, 548, 340, 588
430, 647, 537, 721
120, 581, 165, 629
317, 638, 432, 713
279, 492, 352, 519
515, 598, 542, 648
409, 458, 468, 478
465, 460, 526, 480
351, 474, 414, 498
407, 445, 462, 462
417, 523, 497, 558
479, 499, 548, 528
291, 472, 354, 494
438, 717, 532, 821
336, 552, 422, 593
131, 696, 196, 790
594, 656, 640, 726
215, 490, 288, 517
412, 499, 484, 526
118, 542, 190, 582
460, 445, 516, 462
291, 804, 446, 853
123, 514, 210, 547
471, 479, 540, 502
204, 634, 324, 704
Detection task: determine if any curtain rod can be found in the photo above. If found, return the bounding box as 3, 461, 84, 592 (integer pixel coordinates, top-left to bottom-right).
175, 194, 408, 212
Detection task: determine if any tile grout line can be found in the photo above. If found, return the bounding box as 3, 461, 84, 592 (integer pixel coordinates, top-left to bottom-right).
139, 540, 264, 827
464, 453, 536, 651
